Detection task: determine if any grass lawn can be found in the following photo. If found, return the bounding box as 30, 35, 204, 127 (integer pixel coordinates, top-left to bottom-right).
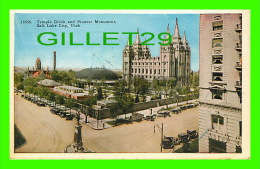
174, 138, 198, 153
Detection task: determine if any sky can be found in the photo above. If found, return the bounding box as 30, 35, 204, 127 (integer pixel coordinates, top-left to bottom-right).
14, 13, 199, 71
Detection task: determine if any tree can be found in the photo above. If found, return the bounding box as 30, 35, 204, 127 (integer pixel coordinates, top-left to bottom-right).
17, 84, 24, 90
152, 79, 161, 97
110, 103, 119, 119
134, 94, 140, 103
87, 79, 92, 89
47, 92, 56, 106
190, 71, 199, 90
14, 73, 24, 88
24, 86, 33, 96
50, 71, 62, 82
56, 95, 65, 107
113, 79, 128, 98
97, 87, 103, 100
82, 96, 97, 121
132, 76, 149, 101
65, 99, 74, 113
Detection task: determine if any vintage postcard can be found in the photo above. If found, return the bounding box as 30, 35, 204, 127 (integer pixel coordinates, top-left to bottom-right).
11, 10, 250, 159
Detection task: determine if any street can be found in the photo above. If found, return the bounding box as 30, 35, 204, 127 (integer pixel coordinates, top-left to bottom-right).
14, 94, 199, 153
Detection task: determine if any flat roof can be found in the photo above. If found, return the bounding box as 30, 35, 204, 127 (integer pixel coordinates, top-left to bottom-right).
37, 79, 61, 86
97, 100, 117, 104
59, 86, 83, 91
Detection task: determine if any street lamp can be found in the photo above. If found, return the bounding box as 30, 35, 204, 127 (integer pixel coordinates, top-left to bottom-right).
96, 108, 99, 129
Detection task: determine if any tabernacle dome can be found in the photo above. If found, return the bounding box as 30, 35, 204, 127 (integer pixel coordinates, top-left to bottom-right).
75, 68, 118, 80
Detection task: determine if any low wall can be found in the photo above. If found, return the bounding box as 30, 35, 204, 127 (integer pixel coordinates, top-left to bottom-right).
93, 93, 199, 119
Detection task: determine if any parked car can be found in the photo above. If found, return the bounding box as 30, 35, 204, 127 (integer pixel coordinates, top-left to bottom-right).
130, 113, 144, 122
178, 133, 190, 143
187, 129, 198, 139
50, 107, 61, 114
144, 114, 156, 121
171, 108, 181, 114
187, 104, 195, 109
180, 105, 187, 110
157, 111, 171, 118
37, 101, 46, 107
59, 111, 67, 118
162, 136, 174, 149
66, 113, 73, 120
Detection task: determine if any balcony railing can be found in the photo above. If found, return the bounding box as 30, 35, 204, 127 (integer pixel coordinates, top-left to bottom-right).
235, 24, 242, 31
235, 43, 242, 50
236, 62, 242, 70
235, 81, 242, 88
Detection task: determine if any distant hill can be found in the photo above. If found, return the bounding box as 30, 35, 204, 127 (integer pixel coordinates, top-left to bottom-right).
75, 68, 119, 80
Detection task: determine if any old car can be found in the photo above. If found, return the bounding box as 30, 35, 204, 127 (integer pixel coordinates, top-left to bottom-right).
65, 113, 73, 120
37, 101, 46, 107
50, 107, 61, 115
187, 104, 195, 109
157, 111, 171, 118
162, 136, 174, 149
59, 111, 67, 118
187, 129, 198, 139
171, 108, 181, 114
178, 133, 190, 143
180, 105, 188, 110
130, 113, 144, 122
144, 114, 156, 121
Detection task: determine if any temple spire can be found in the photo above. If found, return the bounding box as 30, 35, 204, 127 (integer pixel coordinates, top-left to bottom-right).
167, 23, 170, 33
183, 31, 188, 44
173, 18, 180, 39
163, 24, 171, 44
135, 28, 141, 44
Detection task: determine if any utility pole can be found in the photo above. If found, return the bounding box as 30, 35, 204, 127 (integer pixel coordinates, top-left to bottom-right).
154, 123, 164, 152
96, 108, 99, 129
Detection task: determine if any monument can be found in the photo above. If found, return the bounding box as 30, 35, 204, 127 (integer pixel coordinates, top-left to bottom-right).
64, 112, 92, 153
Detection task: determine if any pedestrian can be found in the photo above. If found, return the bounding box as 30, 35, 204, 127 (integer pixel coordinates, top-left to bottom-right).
103, 123, 105, 129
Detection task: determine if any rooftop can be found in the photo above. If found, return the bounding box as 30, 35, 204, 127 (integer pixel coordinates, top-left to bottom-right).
37, 79, 61, 86
97, 100, 117, 105
59, 86, 83, 91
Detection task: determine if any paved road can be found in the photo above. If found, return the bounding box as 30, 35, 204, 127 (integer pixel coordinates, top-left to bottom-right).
15, 94, 199, 153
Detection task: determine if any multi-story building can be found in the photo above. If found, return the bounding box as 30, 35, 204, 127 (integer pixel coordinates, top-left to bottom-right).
122, 19, 191, 85
26, 57, 51, 78
199, 14, 242, 153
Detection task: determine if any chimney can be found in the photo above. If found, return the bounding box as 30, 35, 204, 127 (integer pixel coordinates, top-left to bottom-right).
53, 51, 56, 71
